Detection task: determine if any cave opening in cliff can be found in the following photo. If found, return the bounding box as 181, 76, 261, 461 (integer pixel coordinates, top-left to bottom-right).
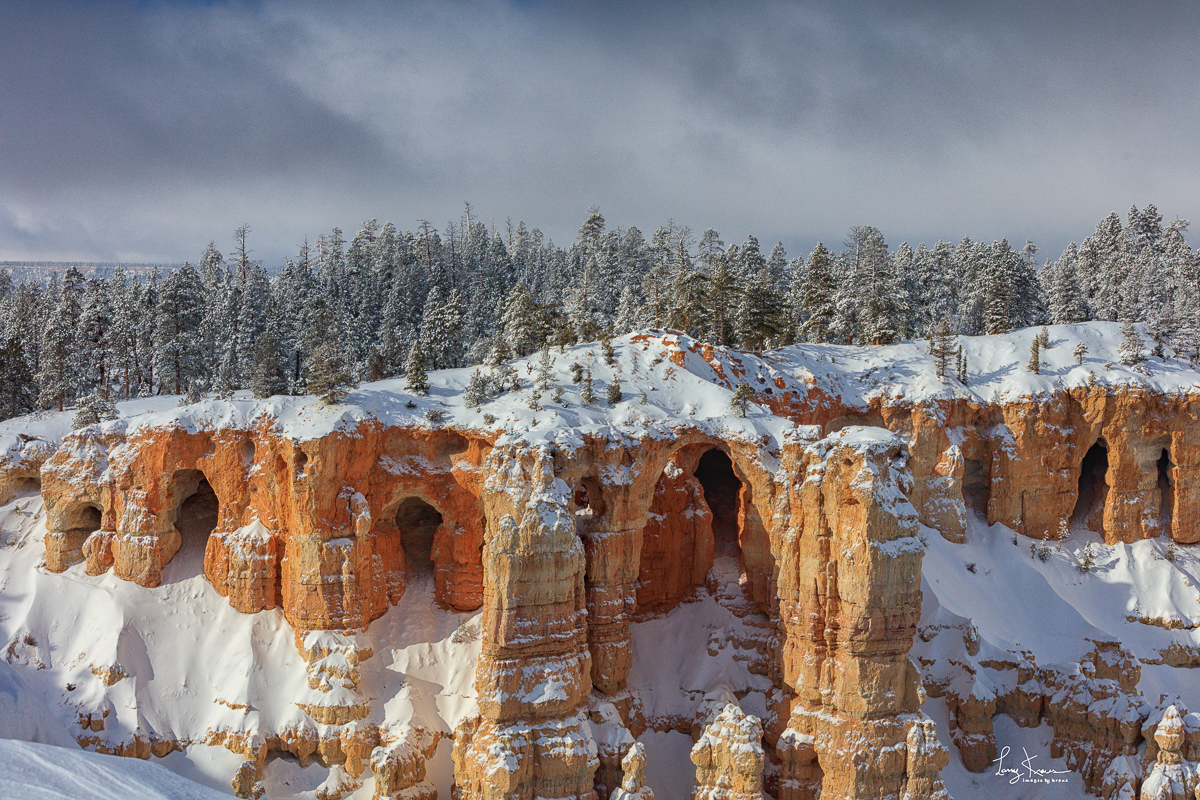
1071, 441, 1109, 528
396, 497, 442, 576
1159, 449, 1175, 537
695, 448, 741, 557
167, 475, 219, 582
70, 504, 101, 536
962, 458, 989, 515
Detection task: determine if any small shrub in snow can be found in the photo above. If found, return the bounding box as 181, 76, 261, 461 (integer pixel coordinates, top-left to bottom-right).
569, 362, 583, 383
552, 385, 565, 404
965, 562, 977, 574
425, 408, 445, 424
1038, 326, 1051, 349
527, 391, 542, 411
1104, 360, 1113, 371
1079, 541, 1096, 573
405, 400, 417, 409
1074, 342, 1087, 364
482, 413, 496, 425
640, 390, 648, 405
1037, 541, 1051, 562
451, 620, 480, 644
1087, 370, 1098, 387
1165, 539, 1178, 563
602, 334, 616, 366
1055, 518, 1070, 543
1012, 531, 1019, 546
606, 380, 622, 405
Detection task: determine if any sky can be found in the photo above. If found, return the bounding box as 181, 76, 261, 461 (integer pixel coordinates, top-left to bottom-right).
3, 0, 1199, 267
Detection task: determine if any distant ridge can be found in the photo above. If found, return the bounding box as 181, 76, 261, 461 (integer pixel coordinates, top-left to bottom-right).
0, 261, 183, 284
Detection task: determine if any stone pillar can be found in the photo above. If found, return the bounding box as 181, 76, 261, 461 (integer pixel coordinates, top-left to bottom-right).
775, 428, 948, 800
452, 444, 598, 800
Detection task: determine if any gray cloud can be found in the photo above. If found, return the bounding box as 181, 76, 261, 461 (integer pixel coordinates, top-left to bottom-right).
2, 0, 1198, 265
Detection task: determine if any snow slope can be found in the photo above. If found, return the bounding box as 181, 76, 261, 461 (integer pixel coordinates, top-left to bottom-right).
0, 738, 230, 800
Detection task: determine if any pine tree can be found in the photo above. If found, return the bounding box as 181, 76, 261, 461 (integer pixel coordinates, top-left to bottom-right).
1027, 338, 1041, 374
731, 382, 755, 417
581, 368, 596, 404
249, 330, 287, 399
37, 268, 84, 411
72, 392, 117, 429
465, 370, 488, 409
152, 262, 206, 396
929, 318, 955, 381
500, 283, 546, 356
0, 337, 35, 421
404, 343, 430, 395
736, 268, 785, 353
1118, 320, 1146, 369
799, 243, 836, 343
1038, 327, 1051, 349
305, 342, 357, 404
956, 345, 968, 384
536, 343, 554, 392
1073, 342, 1087, 364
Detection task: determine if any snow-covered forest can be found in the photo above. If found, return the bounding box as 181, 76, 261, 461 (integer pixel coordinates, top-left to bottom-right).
0, 203, 1195, 423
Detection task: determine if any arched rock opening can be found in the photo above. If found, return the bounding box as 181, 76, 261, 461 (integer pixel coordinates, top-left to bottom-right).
1072, 440, 1109, 531
962, 458, 989, 515
396, 497, 442, 575
166, 473, 219, 582
694, 449, 740, 557
1159, 448, 1175, 538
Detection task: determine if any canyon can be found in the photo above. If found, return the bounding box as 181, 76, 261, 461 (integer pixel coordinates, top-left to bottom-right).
1, 323, 1198, 799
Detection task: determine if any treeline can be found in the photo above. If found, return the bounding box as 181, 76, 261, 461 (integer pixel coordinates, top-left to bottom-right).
0, 204, 1197, 421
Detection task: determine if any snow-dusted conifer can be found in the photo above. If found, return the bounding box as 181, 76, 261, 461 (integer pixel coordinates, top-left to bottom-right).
1073, 342, 1087, 365
1027, 338, 1041, 374
249, 331, 287, 399
0, 337, 34, 420
799, 243, 836, 343
929, 318, 955, 381
465, 370, 487, 409
404, 343, 430, 395
956, 345, 967, 384
581, 368, 596, 404
72, 392, 117, 429
152, 262, 206, 395
305, 342, 357, 404
1118, 320, 1146, 368
731, 382, 755, 417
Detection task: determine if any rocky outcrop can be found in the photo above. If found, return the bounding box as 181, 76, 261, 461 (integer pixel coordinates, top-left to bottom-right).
609, 743, 654, 800
690, 703, 766, 799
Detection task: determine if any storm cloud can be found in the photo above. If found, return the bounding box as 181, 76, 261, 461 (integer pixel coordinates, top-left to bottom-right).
2, 0, 1198, 264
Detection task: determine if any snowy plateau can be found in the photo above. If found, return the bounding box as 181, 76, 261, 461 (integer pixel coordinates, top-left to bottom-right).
1, 322, 1199, 800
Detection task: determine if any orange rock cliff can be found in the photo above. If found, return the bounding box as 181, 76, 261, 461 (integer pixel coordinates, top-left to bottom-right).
4, 330, 1199, 800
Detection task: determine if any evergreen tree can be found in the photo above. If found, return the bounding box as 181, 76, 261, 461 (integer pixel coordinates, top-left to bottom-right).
72, 392, 118, 429
1118, 320, 1146, 368
1073, 342, 1088, 365
304, 342, 357, 404
929, 318, 955, 381
465, 370, 488, 409
152, 262, 206, 395
0, 337, 34, 420
799, 243, 837, 343
1027, 337, 1041, 374
731, 383, 755, 417
581, 368, 596, 404
73, 391, 117, 427
956, 345, 968, 384
736, 269, 785, 353
404, 343, 430, 395
500, 283, 546, 356
249, 330, 288, 399
36, 267, 84, 411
